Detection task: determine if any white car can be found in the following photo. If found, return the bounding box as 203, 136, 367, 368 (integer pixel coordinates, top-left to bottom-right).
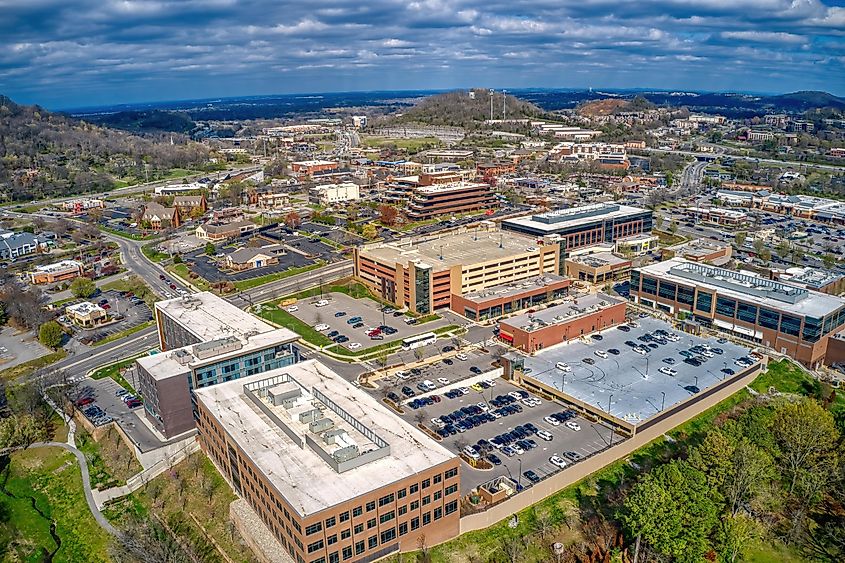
632, 347, 647, 355
395, 371, 410, 380
348, 342, 361, 350
458, 387, 471, 395
455, 353, 468, 361
482, 379, 496, 387
437, 377, 450, 385
476, 402, 489, 412
543, 415, 560, 426
700, 350, 715, 358
565, 421, 581, 432
489, 411, 502, 419
536, 430, 553, 441
549, 455, 568, 469
555, 362, 571, 372
315, 324, 330, 331
508, 391, 522, 400
522, 398, 536, 408
431, 417, 445, 428
286, 306, 299, 313
421, 380, 436, 392
665, 333, 680, 342
658, 366, 677, 376
511, 444, 525, 455
594, 350, 608, 359
315, 299, 330, 307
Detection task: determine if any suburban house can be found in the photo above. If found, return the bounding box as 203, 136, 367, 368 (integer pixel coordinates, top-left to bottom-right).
65, 302, 108, 328
0, 230, 48, 261
173, 194, 208, 216
142, 202, 181, 230
29, 259, 85, 284
224, 245, 285, 271
196, 220, 258, 242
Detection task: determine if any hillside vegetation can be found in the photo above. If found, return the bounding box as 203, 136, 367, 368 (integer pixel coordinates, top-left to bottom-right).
394, 89, 546, 127
0, 95, 210, 201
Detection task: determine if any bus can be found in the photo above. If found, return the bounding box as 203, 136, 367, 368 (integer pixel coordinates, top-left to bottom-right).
401, 332, 437, 351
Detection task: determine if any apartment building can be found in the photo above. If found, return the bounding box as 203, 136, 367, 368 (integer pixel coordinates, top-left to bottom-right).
354, 225, 563, 315
140, 292, 301, 438
631, 258, 845, 367
549, 142, 629, 169
405, 182, 497, 220
502, 203, 653, 254
498, 293, 627, 353
29, 259, 84, 284
747, 130, 775, 142
195, 360, 460, 563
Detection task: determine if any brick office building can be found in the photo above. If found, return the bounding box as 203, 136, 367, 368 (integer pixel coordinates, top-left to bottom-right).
195, 360, 461, 563
406, 182, 498, 220
498, 293, 627, 353
632, 258, 845, 367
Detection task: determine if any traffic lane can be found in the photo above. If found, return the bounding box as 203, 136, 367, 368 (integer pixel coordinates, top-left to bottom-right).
396, 379, 617, 493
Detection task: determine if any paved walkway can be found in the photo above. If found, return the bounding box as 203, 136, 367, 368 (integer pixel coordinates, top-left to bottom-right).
27, 442, 120, 537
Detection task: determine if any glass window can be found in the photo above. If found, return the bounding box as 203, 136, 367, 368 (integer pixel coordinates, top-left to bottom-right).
410, 500, 419, 511
339, 511, 350, 523
397, 488, 406, 499
354, 541, 364, 555
354, 523, 363, 534
366, 518, 376, 530
379, 511, 395, 524
342, 546, 353, 561
341, 529, 351, 540
716, 297, 737, 318
433, 473, 442, 485
327, 534, 337, 546
305, 523, 322, 536
780, 314, 801, 336
759, 308, 780, 330
434, 507, 443, 520
378, 494, 394, 507
445, 500, 458, 515
380, 528, 397, 544
399, 522, 408, 536
658, 281, 676, 300
737, 302, 758, 324
409, 484, 419, 494
631, 270, 641, 290
445, 484, 458, 496
422, 512, 431, 525
641, 276, 658, 295
368, 535, 378, 549
421, 479, 430, 489
411, 517, 420, 530
696, 291, 713, 313
352, 507, 362, 517
325, 517, 336, 529
307, 539, 324, 554
803, 316, 822, 343
365, 501, 376, 512
444, 468, 458, 479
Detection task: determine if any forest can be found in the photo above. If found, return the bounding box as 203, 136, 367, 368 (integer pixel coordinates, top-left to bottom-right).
0, 95, 210, 201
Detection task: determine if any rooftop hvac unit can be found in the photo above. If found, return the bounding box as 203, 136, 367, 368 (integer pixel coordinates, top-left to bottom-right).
310, 417, 334, 433
321, 428, 346, 445
333, 445, 360, 463
298, 408, 323, 424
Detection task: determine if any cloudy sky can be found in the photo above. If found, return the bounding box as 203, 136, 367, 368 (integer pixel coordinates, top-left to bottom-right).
1, 0, 844, 109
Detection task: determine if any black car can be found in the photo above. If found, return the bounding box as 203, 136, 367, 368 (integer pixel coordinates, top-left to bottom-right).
583, 358, 595, 365
401, 386, 415, 397
523, 470, 541, 484
353, 322, 364, 329
387, 392, 400, 403
410, 368, 422, 376
334, 311, 347, 317
442, 345, 455, 352
721, 368, 735, 375
684, 357, 702, 367
607, 348, 620, 355
443, 358, 453, 365
684, 385, 701, 394
469, 366, 482, 374
590, 334, 603, 341
624, 340, 638, 347
327, 330, 339, 338
487, 454, 502, 466
616, 325, 631, 332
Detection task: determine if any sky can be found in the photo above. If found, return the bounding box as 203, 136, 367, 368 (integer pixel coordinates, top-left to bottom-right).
1, 0, 844, 109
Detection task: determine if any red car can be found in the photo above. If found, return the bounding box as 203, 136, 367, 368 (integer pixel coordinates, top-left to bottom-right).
76, 397, 94, 406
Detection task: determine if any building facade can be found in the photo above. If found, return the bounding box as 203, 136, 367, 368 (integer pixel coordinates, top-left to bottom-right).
29, 260, 84, 284
406, 182, 498, 220
565, 252, 632, 284
631, 258, 845, 367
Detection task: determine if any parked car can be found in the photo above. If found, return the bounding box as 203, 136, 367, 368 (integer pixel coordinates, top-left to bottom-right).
565, 421, 581, 431
523, 470, 541, 484
549, 455, 568, 469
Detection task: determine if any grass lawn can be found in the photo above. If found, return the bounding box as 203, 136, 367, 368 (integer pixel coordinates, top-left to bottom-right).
167, 263, 210, 291
744, 539, 806, 563
99, 225, 157, 241
653, 229, 688, 246
0, 447, 112, 562
90, 354, 145, 392
0, 350, 67, 381
76, 425, 142, 489
100, 275, 157, 308
361, 136, 441, 151
257, 307, 334, 347
750, 359, 815, 395
102, 453, 256, 563
140, 242, 169, 263
92, 320, 154, 347
232, 262, 323, 292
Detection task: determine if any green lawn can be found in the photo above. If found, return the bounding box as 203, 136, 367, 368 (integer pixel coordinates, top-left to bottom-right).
92, 320, 154, 347
90, 354, 146, 393
99, 226, 157, 241
167, 263, 210, 291
258, 307, 334, 347
750, 359, 815, 395
76, 426, 142, 489
0, 447, 112, 562
0, 350, 67, 381
140, 242, 169, 263
232, 262, 323, 291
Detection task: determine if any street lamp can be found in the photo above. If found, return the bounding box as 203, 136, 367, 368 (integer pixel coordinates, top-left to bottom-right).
694, 375, 699, 389
516, 458, 523, 488
608, 394, 615, 446
661, 391, 666, 411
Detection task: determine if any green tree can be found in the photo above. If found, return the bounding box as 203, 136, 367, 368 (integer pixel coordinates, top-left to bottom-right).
822, 253, 836, 270
620, 459, 720, 562
362, 224, 378, 240
69, 277, 97, 298
734, 232, 746, 248
38, 320, 64, 349
715, 514, 760, 563
669, 221, 678, 235
772, 398, 840, 496
205, 242, 216, 256
655, 214, 664, 230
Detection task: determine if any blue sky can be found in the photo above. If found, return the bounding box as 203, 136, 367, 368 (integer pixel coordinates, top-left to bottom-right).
1, 0, 844, 109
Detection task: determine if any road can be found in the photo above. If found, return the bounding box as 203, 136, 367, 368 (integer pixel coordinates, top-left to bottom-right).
679, 160, 708, 191
644, 147, 845, 172
104, 233, 190, 297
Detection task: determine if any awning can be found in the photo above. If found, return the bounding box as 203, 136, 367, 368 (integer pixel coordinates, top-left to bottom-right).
713, 318, 762, 339
499, 332, 514, 342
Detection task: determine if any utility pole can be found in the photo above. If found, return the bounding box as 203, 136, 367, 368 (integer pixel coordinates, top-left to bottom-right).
489, 90, 494, 121
502, 89, 507, 120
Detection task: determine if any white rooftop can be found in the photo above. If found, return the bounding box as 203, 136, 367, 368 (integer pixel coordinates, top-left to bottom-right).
33, 259, 82, 273
195, 360, 455, 517
503, 203, 650, 234
155, 292, 276, 342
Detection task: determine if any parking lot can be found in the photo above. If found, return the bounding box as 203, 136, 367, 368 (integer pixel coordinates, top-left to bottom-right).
188, 247, 315, 282
394, 375, 617, 493
378, 347, 500, 388
72, 290, 153, 345
285, 292, 451, 350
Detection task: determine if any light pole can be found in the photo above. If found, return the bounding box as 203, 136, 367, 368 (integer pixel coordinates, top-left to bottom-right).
608, 394, 614, 446
694, 375, 699, 389
660, 391, 666, 411
517, 458, 523, 488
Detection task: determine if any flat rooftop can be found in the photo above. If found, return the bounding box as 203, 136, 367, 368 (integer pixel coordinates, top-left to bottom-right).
783, 267, 843, 290
195, 360, 455, 517
461, 274, 570, 304
156, 292, 276, 341
503, 203, 650, 234
502, 292, 623, 333
360, 228, 552, 269
567, 252, 630, 268
522, 317, 757, 427
34, 260, 82, 273
415, 182, 490, 195
637, 258, 845, 318
137, 328, 299, 381
671, 239, 730, 259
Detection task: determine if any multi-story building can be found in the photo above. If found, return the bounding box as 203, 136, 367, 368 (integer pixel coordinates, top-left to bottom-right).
196, 220, 258, 242
663, 239, 732, 264
684, 206, 748, 227
195, 360, 460, 562
354, 225, 565, 315
140, 292, 301, 438
405, 182, 497, 220
310, 182, 360, 205
142, 202, 180, 229
549, 142, 629, 169
502, 203, 653, 254
747, 130, 774, 142
173, 194, 208, 215
498, 293, 627, 353
565, 252, 631, 284
29, 259, 84, 284
291, 160, 339, 176
631, 258, 845, 367
0, 230, 47, 261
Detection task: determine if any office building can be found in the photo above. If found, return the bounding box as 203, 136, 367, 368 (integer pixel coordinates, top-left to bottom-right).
0, 230, 47, 261
631, 258, 845, 367
195, 360, 460, 562
66, 301, 108, 328
774, 267, 845, 296
684, 206, 748, 227
405, 182, 497, 220
310, 182, 360, 205
29, 260, 84, 284
498, 293, 627, 353
663, 239, 732, 265
548, 142, 629, 169
291, 160, 339, 176
565, 252, 632, 284
196, 220, 258, 242
354, 225, 565, 315
502, 203, 653, 254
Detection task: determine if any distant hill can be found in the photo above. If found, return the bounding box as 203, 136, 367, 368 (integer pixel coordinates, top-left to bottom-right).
394, 89, 546, 126
84, 109, 196, 134
770, 90, 845, 111
0, 95, 209, 202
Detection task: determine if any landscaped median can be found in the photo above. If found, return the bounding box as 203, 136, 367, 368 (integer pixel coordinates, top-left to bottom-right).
166, 263, 211, 291
90, 353, 147, 392
92, 320, 154, 347
0, 349, 67, 381
232, 261, 324, 292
